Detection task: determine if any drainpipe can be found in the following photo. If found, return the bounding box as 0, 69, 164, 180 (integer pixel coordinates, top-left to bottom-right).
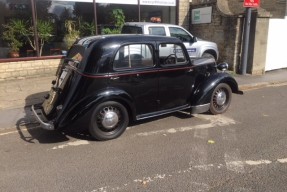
176, 0, 179, 25
93, 0, 98, 35
30, 0, 40, 57
241, 7, 252, 75
138, 0, 141, 22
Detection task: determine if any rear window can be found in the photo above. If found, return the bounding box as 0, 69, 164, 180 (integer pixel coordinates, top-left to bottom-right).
148, 27, 166, 36
67, 45, 85, 62
65, 45, 86, 69
121, 26, 143, 34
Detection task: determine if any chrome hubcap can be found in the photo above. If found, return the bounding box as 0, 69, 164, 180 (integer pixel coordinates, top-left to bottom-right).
215, 90, 227, 106
99, 107, 119, 129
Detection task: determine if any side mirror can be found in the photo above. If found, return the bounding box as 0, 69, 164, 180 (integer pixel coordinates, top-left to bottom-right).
192, 36, 197, 43
217, 62, 229, 72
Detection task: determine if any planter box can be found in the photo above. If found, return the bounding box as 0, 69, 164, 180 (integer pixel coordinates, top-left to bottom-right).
0, 56, 63, 81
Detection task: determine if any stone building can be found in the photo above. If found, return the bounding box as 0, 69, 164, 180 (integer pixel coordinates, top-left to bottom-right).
1, 0, 286, 81
190, 0, 287, 74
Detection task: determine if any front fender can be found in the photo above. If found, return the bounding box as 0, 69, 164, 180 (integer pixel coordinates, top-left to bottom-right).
191, 72, 242, 106
57, 88, 135, 128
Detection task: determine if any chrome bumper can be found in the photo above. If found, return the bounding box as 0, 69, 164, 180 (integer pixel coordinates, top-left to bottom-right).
190, 103, 210, 114
31, 105, 55, 130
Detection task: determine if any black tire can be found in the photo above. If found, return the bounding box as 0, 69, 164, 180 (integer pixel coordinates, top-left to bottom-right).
210, 83, 232, 115
202, 52, 215, 60
89, 101, 129, 141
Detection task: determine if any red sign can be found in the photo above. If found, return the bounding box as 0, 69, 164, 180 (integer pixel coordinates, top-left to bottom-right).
243, 0, 260, 8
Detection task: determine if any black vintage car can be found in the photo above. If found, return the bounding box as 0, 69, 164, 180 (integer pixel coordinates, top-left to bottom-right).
32, 35, 243, 140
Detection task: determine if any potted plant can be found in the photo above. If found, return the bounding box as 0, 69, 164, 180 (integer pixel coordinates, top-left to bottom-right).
2, 19, 26, 57
79, 21, 96, 36
102, 9, 125, 34
63, 20, 80, 49
2, 19, 54, 57
26, 20, 54, 56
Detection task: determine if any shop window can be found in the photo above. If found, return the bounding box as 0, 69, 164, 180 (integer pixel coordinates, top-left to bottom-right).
0, 1, 176, 59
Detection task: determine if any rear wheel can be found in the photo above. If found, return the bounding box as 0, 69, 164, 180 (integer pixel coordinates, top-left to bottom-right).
210, 83, 232, 115
89, 101, 129, 141
202, 52, 215, 60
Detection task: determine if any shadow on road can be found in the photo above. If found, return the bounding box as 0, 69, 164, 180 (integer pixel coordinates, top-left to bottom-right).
18, 91, 201, 143
16, 92, 70, 144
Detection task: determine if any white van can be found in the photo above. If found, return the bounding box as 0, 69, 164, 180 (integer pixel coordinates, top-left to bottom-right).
121, 22, 219, 60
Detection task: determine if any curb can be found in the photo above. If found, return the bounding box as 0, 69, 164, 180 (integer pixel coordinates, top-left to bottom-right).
1, 80, 287, 112
239, 81, 287, 91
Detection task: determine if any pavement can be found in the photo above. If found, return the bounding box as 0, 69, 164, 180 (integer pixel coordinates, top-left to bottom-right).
0, 68, 287, 129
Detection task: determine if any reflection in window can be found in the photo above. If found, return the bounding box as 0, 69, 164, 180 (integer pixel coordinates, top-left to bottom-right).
148, 27, 166, 36
0, 1, 176, 59
114, 44, 154, 69
121, 26, 143, 34
159, 43, 187, 65
169, 27, 192, 42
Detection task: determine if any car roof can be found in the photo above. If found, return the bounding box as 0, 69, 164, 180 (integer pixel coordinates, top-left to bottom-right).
123, 22, 180, 28
76, 34, 182, 47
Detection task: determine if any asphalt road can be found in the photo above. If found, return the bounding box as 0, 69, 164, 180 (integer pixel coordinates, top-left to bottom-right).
1, 85, 287, 192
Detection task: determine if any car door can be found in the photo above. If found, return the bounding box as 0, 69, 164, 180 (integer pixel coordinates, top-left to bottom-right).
168, 27, 199, 58
157, 42, 194, 111
110, 43, 158, 116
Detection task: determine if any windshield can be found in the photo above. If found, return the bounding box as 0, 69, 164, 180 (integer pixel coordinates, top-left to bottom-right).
121, 26, 143, 34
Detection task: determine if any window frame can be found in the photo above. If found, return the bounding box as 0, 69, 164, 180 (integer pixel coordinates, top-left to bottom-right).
169, 27, 193, 42
148, 27, 166, 36
158, 43, 188, 67
113, 43, 155, 71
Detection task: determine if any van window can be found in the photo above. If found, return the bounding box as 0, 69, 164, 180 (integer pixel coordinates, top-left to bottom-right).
121, 26, 143, 34
169, 27, 193, 42
148, 27, 166, 36
114, 44, 154, 70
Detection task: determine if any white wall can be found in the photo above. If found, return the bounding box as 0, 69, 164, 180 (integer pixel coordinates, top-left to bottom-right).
265, 3, 287, 71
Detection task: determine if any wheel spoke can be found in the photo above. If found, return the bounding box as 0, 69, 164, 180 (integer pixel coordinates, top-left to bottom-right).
213, 88, 227, 110
96, 106, 121, 130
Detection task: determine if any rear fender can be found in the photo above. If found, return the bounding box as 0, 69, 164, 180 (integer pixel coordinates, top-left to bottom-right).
57, 88, 135, 128
191, 73, 242, 106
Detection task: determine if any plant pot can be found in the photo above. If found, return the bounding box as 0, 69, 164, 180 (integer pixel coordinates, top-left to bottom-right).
8, 51, 20, 58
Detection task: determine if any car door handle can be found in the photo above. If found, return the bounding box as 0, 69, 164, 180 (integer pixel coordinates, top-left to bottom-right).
110, 76, 119, 80
187, 69, 193, 72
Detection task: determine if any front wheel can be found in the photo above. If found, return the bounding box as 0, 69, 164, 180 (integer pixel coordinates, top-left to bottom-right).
89, 101, 129, 141
209, 83, 232, 115
202, 52, 216, 60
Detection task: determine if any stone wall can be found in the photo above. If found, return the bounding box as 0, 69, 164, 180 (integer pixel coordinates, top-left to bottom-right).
250, 18, 270, 75
178, 0, 190, 29
0, 57, 61, 81
191, 0, 286, 74
190, 2, 242, 71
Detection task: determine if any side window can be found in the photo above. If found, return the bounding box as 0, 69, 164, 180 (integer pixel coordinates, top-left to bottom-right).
114, 44, 154, 70
121, 26, 143, 34
159, 43, 187, 65
148, 27, 166, 36
169, 27, 192, 42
